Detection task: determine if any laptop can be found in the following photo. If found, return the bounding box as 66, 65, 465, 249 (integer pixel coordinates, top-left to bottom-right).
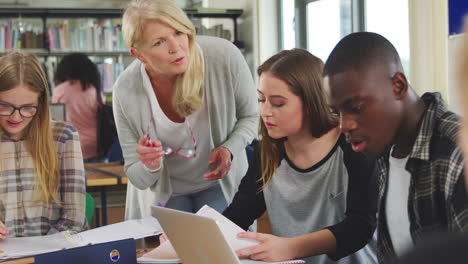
151, 206, 240, 264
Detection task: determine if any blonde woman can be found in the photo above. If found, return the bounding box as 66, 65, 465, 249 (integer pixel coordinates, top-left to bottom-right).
0, 52, 86, 239
114, 0, 258, 219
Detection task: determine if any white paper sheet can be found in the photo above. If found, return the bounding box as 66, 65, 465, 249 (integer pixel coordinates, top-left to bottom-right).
75, 216, 162, 245
0, 232, 73, 259
195, 205, 259, 251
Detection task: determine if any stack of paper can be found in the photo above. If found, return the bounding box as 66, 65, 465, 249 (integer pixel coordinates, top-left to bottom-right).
0, 232, 72, 260
75, 216, 161, 245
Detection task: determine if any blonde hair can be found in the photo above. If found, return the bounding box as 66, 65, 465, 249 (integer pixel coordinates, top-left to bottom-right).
122, 0, 204, 116
257, 49, 339, 189
0, 52, 60, 205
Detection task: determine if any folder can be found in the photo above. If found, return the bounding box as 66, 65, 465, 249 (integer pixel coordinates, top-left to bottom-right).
35, 238, 136, 264
0, 216, 161, 260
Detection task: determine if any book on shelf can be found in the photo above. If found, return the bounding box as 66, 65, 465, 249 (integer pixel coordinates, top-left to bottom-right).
98, 62, 125, 93
47, 18, 126, 52
0, 19, 44, 51
191, 19, 233, 42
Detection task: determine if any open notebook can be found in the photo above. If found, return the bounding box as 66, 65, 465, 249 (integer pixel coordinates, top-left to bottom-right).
138, 205, 304, 264
0, 216, 161, 260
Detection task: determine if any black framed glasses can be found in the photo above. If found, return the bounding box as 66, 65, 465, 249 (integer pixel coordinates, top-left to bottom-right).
0, 103, 38, 118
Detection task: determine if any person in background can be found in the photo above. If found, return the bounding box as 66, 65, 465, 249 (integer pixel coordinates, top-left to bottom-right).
0, 52, 86, 239
114, 0, 258, 219
221, 49, 377, 264
324, 32, 468, 263
52, 53, 103, 162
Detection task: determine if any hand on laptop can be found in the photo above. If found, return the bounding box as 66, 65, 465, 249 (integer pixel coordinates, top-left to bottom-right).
0, 221, 9, 240
236, 232, 298, 262
204, 147, 232, 181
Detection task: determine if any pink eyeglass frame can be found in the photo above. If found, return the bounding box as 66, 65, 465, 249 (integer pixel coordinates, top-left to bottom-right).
146, 116, 197, 159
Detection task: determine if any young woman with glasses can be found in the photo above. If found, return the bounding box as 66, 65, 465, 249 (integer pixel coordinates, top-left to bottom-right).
114, 0, 258, 219
0, 52, 86, 239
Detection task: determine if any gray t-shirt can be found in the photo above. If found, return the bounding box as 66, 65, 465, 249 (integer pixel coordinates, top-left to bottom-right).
264, 147, 377, 264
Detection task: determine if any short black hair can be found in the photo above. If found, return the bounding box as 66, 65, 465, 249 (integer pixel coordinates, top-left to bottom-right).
323, 32, 402, 77
54, 53, 103, 104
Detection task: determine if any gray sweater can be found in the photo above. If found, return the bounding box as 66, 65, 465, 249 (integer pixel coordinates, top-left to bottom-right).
113, 36, 259, 219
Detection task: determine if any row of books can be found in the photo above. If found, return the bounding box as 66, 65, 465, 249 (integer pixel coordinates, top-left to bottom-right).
196, 24, 232, 41
47, 19, 127, 52
191, 18, 233, 42
0, 20, 44, 50
98, 62, 125, 93
1, 18, 235, 52
0, 19, 127, 52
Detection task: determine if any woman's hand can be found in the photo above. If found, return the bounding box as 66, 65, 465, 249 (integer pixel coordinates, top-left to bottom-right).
136, 134, 166, 171
0, 221, 9, 240
204, 147, 232, 180
236, 232, 298, 262
158, 233, 169, 244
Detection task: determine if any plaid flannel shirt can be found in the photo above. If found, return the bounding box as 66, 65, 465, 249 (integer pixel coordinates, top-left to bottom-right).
0, 120, 86, 237
376, 93, 468, 263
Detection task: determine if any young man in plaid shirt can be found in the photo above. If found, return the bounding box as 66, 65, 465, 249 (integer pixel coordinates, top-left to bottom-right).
324, 32, 468, 263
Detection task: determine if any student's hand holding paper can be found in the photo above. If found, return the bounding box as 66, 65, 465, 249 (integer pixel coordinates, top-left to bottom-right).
0, 221, 9, 240
236, 232, 298, 262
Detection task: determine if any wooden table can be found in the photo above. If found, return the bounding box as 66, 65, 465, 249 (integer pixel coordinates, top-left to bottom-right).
86, 161, 127, 185
85, 161, 127, 227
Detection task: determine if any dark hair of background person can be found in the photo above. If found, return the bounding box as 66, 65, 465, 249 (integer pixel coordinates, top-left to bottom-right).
323, 31, 403, 77
54, 53, 103, 105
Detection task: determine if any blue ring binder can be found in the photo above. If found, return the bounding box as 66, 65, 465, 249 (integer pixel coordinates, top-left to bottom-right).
35, 238, 136, 264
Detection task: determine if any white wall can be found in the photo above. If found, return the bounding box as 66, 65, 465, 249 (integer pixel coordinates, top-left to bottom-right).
203, 0, 281, 81
202, 0, 258, 79
448, 34, 465, 115
257, 0, 280, 66
409, 0, 449, 102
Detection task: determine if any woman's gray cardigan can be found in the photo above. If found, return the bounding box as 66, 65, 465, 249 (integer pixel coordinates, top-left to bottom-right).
112, 36, 258, 219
